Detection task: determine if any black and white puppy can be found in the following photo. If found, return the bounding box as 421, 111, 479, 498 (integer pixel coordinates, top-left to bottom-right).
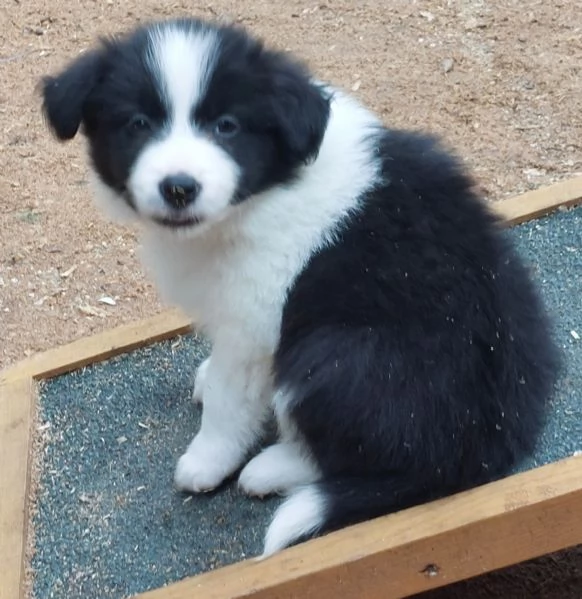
41, 18, 559, 557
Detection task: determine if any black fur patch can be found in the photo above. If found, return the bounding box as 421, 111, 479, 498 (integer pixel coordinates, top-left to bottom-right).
275, 130, 559, 532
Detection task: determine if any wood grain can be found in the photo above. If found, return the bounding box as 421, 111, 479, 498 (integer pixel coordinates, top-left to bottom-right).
0, 379, 34, 599
0, 309, 192, 385
492, 175, 582, 225
138, 454, 582, 599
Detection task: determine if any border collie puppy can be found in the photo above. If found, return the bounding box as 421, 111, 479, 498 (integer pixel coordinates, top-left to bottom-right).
41, 18, 559, 557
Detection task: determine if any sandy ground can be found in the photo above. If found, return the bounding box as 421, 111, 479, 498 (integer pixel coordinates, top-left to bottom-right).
1, 0, 581, 369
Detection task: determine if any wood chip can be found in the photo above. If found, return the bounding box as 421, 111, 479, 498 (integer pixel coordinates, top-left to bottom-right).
60, 265, 77, 278
98, 296, 117, 306
77, 304, 106, 318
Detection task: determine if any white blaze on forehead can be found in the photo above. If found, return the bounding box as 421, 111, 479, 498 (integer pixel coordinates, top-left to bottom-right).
127, 23, 240, 227
147, 24, 219, 123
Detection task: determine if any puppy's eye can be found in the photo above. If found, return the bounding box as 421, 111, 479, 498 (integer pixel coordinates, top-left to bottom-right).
127, 115, 152, 133
214, 115, 240, 138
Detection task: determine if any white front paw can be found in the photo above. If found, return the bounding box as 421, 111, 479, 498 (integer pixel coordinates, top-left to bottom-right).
192, 357, 210, 404
174, 453, 224, 493
174, 435, 240, 493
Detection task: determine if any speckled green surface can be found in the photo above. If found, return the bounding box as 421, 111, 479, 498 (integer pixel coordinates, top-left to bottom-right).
31, 334, 278, 598
511, 207, 581, 472
31, 206, 581, 599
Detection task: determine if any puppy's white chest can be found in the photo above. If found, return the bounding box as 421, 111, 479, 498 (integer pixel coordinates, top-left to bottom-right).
139, 226, 296, 349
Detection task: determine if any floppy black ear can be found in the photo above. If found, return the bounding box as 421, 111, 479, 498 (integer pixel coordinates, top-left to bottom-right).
41, 49, 105, 141
267, 55, 331, 164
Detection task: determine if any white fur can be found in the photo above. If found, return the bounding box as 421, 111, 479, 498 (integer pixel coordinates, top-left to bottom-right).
238, 442, 321, 497
273, 387, 303, 441
127, 25, 241, 226
148, 24, 216, 125
261, 486, 326, 558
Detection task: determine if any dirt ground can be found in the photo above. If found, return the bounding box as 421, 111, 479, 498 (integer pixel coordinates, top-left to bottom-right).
1, 0, 581, 369
2, 2, 582, 596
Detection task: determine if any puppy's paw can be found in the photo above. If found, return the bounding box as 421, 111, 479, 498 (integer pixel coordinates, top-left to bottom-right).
192, 358, 210, 404
238, 454, 281, 498
174, 435, 240, 493
174, 453, 223, 493
239, 443, 320, 498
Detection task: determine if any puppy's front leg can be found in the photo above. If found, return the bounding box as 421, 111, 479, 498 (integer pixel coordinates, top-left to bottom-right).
174, 348, 271, 493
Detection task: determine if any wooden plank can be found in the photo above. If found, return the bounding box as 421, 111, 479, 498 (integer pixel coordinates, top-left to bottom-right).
137, 454, 582, 599
0, 309, 192, 385
492, 175, 582, 225
0, 379, 34, 599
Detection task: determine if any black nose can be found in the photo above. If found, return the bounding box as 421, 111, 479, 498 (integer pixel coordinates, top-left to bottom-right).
159, 174, 200, 208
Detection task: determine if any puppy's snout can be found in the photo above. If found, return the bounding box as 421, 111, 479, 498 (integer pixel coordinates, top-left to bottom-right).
159, 174, 201, 209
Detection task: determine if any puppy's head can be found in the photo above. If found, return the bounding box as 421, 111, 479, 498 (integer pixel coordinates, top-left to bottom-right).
41, 19, 330, 232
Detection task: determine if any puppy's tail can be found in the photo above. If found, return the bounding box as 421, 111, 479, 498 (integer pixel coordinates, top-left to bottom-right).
262, 474, 436, 557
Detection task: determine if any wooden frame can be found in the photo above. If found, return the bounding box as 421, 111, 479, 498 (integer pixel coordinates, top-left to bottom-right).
2, 176, 582, 599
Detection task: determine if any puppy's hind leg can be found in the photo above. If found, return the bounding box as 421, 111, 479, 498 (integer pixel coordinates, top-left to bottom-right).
238, 385, 321, 497
239, 441, 321, 497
